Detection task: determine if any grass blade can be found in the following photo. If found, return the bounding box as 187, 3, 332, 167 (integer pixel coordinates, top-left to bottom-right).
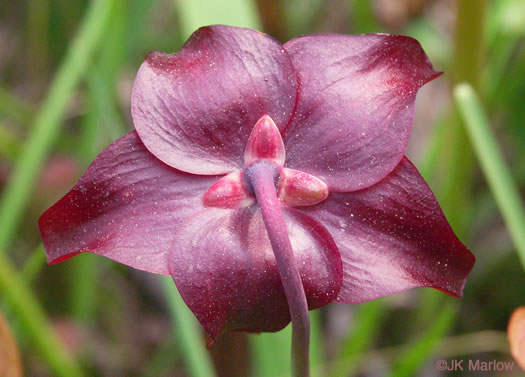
330, 299, 385, 377
0, 252, 83, 377
0, 0, 116, 250
454, 83, 525, 268
391, 302, 457, 377
20, 244, 47, 283
174, 0, 261, 40
161, 276, 216, 377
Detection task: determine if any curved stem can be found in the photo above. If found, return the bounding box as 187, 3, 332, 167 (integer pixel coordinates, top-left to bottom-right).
245, 162, 310, 377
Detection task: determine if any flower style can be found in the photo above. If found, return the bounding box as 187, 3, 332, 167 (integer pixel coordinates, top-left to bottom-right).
39, 25, 474, 363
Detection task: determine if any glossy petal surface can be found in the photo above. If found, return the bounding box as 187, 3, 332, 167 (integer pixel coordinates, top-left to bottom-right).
132, 25, 297, 175
302, 157, 475, 302
168, 207, 342, 338
283, 34, 441, 192
39, 131, 217, 274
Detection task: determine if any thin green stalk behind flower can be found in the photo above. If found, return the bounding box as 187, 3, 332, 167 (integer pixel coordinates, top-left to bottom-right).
252, 310, 324, 377
20, 244, 47, 283
0, 0, 116, 251
71, 0, 128, 324
330, 299, 385, 377
454, 83, 525, 268
161, 277, 216, 377
174, 0, 261, 39
391, 302, 457, 377
0, 1, 115, 375
442, 0, 486, 235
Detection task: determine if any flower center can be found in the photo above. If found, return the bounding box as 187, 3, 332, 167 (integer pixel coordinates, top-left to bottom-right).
243, 160, 281, 195
203, 115, 329, 209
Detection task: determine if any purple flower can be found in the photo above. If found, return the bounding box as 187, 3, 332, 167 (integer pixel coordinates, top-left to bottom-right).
40, 25, 474, 344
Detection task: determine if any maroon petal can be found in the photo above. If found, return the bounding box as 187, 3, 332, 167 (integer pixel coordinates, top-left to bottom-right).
39, 131, 217, 274
283, 34, 441, 192
168, 207, 342, 339
132, 25, 297, 175
301, 157, 475, 302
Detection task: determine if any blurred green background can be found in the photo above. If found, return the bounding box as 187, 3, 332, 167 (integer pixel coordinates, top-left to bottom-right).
0, 0, 524, 376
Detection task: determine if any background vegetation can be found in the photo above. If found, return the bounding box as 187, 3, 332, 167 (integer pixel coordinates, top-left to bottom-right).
0, 0, 524, 376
